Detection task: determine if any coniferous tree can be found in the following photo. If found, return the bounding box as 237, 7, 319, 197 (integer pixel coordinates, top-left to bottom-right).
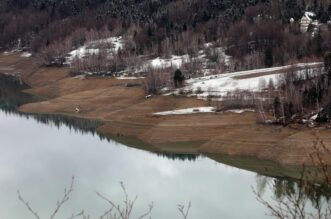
324, 52, 331, 86
314, 29, 323, 56
174, 69, 184, 88
274, 96, 281, 118
264, 47, 273, 68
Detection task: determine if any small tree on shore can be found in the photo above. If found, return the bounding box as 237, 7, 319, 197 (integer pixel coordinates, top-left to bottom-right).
264, 47, 273, 68
324, 52, 331, 86
274, 96, 281, 119
174, 69, 185, 88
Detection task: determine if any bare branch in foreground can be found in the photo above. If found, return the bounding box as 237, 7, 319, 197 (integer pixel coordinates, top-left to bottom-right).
17, 190, 41, 219
96, 182, 153, 219
18, 179, 155, 219
68, 210, 90, 219
18, 176, 75, 219
50, 176, 75, 219
177, 201, 191, 219
138, 203, 154, 219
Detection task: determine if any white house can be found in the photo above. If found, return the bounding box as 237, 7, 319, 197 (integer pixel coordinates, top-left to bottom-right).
300, 12, 317, 33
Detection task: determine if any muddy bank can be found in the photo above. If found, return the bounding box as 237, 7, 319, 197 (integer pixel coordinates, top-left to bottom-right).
1, 53, 331, 168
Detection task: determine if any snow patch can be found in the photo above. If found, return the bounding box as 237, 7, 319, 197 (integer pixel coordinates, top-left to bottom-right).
146, 55, 190, 69
154, 107, 215, 115
304, 11, 316, 21
116, 76, 145, 80
67, 36, 123, 63
136, 44, 231, 74
226, 109, 255, 114
310, 114, 318, 121
20, 52, 32, 58
73, 75, 86, 80
154, 107, 255, 115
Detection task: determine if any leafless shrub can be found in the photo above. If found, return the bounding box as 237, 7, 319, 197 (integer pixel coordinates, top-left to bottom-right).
70, 51, 116, 75
37, 38, 72, 66
309, 132, 331, 184
96, 182, 153, 219
212, 90, 256, 111
181, 58, 204, 78
18, 176, 76, 219
195, 86, 203, 95
143, 67, 173, 94
18, 178, 155, 219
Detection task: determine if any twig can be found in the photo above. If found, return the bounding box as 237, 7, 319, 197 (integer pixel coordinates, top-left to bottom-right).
96, 182, 153, 219
50, 176, 75, 219
99, 207, 114, 219
68, 210, 85, 219
17, 190, 41, 219
177, 201, 191, 219
138, 202, 154, 219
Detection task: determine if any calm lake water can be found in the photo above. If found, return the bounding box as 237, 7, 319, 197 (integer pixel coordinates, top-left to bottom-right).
0, 75, 288, 219
0, 110, 277, 219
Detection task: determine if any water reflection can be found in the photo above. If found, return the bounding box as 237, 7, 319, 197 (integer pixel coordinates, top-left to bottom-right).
255, 175, 331, 219
157, 153, 200, 161
1, 73, 329, 219
0, 74, 200, 161
0, 74, 34, 113
0, 110, 272, 219
0, 74, 107, 138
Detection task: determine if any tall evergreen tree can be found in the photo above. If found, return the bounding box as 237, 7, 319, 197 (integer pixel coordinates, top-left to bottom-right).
264, 47, 273, 67
174, 69, 184, 88
274, 96, 281, 118
324, 52, 331, 86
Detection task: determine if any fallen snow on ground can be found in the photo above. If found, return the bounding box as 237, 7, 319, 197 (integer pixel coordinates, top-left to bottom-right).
226, 109, 255, 113
183, 62, 322, 98
137, 43, 231, 73
67, 36, 123, 63
115, 76, 145, 80
154, 107, 215, 115
73, 75, 86, 80
310, 114, 318, 121
20, 52, 32, 57
3, 51, 32, 57
154, 107, 255, 115
304, 11, 316, 21
147, 55, 190, 69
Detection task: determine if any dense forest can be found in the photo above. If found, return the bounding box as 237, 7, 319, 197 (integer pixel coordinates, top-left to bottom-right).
1, 0, 331, 64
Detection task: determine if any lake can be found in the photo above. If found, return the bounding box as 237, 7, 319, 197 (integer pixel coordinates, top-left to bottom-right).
0, 74, 304, 219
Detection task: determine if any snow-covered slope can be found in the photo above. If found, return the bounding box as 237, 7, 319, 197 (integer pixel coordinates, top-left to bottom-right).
67, 36, 123, 62
140, 45, 231, 72
119, 43, 232, 76
182, 62, 322, 98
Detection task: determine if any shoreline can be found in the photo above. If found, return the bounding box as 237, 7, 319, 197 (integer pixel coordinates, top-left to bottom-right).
2, 53, 331, 174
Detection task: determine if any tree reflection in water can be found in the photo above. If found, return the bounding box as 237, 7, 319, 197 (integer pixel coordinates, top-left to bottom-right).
255, 135, 331, 219
0, 74, 200, 161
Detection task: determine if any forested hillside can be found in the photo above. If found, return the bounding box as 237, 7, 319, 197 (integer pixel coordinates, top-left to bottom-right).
0, 0, 331, 52
1, 0, 271, 50
1, 0, 331, 70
